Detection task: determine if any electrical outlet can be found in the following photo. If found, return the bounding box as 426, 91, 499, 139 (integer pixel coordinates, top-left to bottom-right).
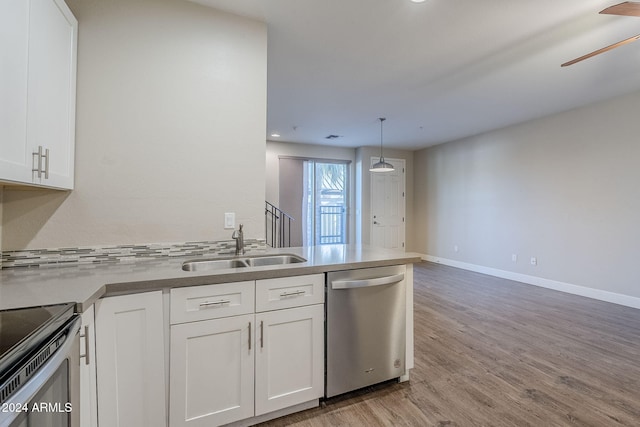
224, 212, 235, 229
512, 254, 518, 262
530, 257, 537, 266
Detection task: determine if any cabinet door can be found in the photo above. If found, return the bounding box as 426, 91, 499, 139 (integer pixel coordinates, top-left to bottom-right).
255, 304, 324, 416
0, 0, 31, 184
95, 292, 167, 427
80, 306, 98, 427
170, 315, 254, 427
26, 0, 77, 189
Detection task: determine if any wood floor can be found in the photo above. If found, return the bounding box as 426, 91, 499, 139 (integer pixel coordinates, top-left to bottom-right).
258, 261, 640, 427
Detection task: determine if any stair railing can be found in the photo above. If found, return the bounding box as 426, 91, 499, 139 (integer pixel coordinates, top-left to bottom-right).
265, 201, 295, 248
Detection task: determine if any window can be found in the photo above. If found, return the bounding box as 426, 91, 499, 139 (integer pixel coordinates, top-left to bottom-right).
303, 161, 348, 245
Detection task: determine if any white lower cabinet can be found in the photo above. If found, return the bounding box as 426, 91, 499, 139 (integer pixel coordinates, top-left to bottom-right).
95, 291, 167, 427
91, 275, 325, 427
255, 304, 325, 416
169, 275, 325, 427
79, 305, 98, 427
169, 314, 255, 427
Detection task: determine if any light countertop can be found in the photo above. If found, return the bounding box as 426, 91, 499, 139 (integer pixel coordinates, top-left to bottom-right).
0, 244, 422, 312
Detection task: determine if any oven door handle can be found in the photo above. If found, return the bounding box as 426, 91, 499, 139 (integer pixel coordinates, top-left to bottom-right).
331, 273, 404, 289
0, 316, 81, 427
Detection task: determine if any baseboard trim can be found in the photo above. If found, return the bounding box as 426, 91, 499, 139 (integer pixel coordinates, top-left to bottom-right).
421, 254, 640, 310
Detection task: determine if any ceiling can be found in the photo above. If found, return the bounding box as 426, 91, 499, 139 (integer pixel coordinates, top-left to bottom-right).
191, 0, 640, 150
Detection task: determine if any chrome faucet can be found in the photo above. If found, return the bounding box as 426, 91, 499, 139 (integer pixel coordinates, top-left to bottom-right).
232, 224, 245, 255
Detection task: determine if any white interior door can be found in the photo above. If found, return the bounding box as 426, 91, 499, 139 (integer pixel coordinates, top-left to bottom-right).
370, 158, 405, 250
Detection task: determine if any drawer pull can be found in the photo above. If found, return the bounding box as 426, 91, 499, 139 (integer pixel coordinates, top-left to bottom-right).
199, 300, 231, 308
280, 290, 306, 298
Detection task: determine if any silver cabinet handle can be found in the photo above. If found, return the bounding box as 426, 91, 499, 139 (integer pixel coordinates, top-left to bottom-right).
31, 146, 50, 179
32, 146, 43, 178
248, 322, 252, 350
260, 321, 264, 348
332, 273, 405, 290
199, 300, 230, 308
79, 325, 90, 365
280, 290, 305, 298
43, 148, 49, 179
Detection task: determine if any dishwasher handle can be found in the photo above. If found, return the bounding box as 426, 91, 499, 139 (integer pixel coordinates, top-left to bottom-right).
331, 273, 404, 290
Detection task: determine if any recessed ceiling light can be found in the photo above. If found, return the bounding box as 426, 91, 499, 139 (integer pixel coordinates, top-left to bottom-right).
411, 0, 426, 3
271, 133, 281, 137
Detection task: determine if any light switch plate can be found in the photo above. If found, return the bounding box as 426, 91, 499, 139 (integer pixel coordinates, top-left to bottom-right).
224, 212, 235, 229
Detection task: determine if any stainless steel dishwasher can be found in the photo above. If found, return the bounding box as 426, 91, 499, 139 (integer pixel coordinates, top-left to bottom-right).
326, 265, 406, 398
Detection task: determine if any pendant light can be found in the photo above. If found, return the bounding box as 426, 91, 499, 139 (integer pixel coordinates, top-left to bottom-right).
369, 117, 394, 173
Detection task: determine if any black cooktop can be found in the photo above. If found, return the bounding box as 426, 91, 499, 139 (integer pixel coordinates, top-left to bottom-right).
0, 303, 76, 377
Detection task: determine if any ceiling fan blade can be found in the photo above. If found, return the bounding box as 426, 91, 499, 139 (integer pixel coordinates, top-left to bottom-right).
561, 33, 640, 66
601, 2, 640, 17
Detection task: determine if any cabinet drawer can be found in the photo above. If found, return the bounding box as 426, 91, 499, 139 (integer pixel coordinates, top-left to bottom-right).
171, 281, 254, 324
256, 274, 324, 312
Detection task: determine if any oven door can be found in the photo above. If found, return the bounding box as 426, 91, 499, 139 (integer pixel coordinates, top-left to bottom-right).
0, 317, 80, 427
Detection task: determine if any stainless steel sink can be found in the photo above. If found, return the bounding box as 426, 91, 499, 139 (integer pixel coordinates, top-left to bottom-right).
245, 254, 306, 267
182, 254, 306, 272
182, 258, 248, 272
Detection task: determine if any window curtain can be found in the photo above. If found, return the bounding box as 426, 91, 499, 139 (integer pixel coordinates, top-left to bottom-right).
278, 158, 304, 246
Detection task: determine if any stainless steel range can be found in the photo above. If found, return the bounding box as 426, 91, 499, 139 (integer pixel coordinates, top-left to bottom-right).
0, 303, 80, 427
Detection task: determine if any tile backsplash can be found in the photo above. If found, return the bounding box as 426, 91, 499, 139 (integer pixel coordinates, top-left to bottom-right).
1, 239, 266, 269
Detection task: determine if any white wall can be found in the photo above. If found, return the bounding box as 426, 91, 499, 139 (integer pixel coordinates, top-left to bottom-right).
414, 89, 640, 300
1, 0, 267, 250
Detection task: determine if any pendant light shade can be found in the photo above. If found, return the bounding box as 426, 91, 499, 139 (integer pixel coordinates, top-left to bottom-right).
370, 117, 394, 173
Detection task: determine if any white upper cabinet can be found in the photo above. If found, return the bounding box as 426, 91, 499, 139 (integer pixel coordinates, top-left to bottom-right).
0, 0, 77, 189
27, 0, 77, 189
0, 0, 31, 183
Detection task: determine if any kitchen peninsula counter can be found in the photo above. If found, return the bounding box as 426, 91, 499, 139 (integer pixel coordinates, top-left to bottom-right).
0, 244, 421, 312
